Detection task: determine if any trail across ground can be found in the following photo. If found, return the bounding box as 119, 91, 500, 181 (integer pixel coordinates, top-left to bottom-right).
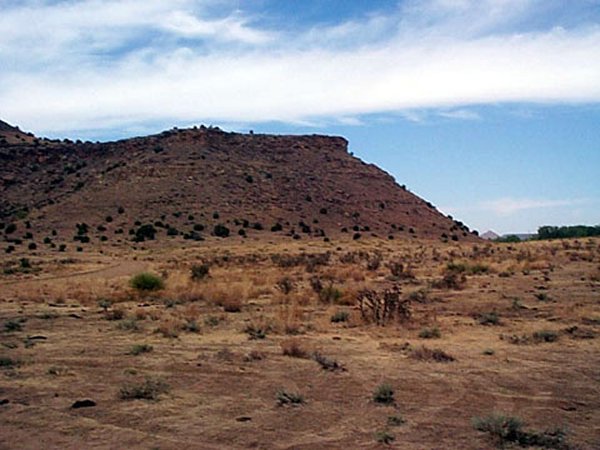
0, 259, 149, 289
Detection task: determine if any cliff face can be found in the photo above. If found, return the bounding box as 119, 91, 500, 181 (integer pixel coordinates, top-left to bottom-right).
0, 123, 477, 248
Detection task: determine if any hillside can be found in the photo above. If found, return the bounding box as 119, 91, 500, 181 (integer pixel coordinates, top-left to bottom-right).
0, 121, 477, 252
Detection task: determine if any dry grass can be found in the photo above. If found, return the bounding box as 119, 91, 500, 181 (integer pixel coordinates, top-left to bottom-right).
0, 237, 598, 449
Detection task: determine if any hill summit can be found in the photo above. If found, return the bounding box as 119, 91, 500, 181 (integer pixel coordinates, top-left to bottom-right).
0, 122, 477, 251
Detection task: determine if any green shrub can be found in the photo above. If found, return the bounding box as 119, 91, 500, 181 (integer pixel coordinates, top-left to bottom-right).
532, 330, 559, 343
387, 415, 406, 426
373, 383, 394, 404
213, 224, 230, 238
117, 319, 139, 331
133, 224, 157, 242
319, 285, 343, 303
473, 413, 524, 446
129, 344, 153, 355
0, 356, 17, 367
3, 319, 23, 332
473, 413, 569, 448
419, 326, 441, 339
330, 311, 349, 323
478, 312, 500, 326
375, 431, 395, 444
130, 272, 164, 291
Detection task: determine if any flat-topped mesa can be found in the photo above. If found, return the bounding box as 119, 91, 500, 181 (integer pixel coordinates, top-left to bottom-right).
145, 125, 351, 157
0, 121, 479, 251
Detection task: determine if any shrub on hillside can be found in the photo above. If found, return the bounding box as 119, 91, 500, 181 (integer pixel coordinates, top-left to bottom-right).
213, 224, 230, 238
190, 264, 210, 281
130, 272, 164, 291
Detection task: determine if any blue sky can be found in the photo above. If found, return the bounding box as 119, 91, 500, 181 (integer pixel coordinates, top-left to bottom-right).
1, 0, 599, 234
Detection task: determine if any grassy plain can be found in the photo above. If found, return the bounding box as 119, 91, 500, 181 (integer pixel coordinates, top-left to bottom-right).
1, 237, 599, 449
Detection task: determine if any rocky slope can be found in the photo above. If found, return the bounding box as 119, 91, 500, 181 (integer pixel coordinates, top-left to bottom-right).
0, 121, 477, 252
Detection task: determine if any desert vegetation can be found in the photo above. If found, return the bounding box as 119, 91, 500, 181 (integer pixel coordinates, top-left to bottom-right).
0, 236, 599, 448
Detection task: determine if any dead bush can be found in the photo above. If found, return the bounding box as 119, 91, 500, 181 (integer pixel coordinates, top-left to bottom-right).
410, 346, 455, 362
387, 260, 415, 280
280, 338, 310, 358
432, 270, 466, 290
357, 286, 411, 325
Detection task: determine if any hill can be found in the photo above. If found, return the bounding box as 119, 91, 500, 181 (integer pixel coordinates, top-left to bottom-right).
0, 120, 36, 145
0, 121, 478, 252
480, 230, 499, 241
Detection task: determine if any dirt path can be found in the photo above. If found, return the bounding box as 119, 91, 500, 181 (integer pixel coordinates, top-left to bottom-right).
0, 259, 149, 289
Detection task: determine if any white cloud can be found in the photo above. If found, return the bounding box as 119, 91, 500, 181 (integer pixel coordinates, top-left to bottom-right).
441, 197, 592, 216
1, 0, 600, 134
438, 109, 481, 120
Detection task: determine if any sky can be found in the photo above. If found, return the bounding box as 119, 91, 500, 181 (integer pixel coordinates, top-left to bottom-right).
1, 0, 599, 234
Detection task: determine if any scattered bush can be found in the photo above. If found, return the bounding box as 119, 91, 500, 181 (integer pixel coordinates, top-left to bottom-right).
387, 415, 406, 427
373, 383, 394, 405
410, 346, 455, 362
129, 344, 153, 355
275, 276, 295, 295
419, 327, 441, 339
213, 224, 230, 238
204, 316, 221, 327
183, 319, 200, 333
357, 286, 411, 325
473, 413, 569, 449
432, 270, 466, 290
222, 296, 242, 313
276, 390, 305, 406
190, 264, 210, 281
281, 339, 309, 358
245, 324, 268, 340
119, 377, 169, 400
155, 320, 180, 338
105, 308, 125, 321
330, 311, 349, 323
312, 351, 344, 371
130, 272, 164, 291
0, 356, 17, 367
3, 319, 23, 332
133, 224, 157, 242
98, 298, 112, 312
319, 285, 343, 304
117, 318, 139, 331
532, 330, 559, 343
375, 431, 395, 444
387, 261, 415, 280
478, 312, 500, 326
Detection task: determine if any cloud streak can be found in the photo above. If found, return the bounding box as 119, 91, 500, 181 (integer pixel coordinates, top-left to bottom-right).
444, 197, 592, 217
481, 197, 590, 216
1, 0, 599, 135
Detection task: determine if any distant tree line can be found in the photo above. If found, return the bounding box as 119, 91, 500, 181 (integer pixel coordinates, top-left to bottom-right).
537, 225, 600, 240
495, 235, 522, 243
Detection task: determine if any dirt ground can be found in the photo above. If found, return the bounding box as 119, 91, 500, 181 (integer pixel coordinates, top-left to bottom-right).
1, 237, 599, 449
